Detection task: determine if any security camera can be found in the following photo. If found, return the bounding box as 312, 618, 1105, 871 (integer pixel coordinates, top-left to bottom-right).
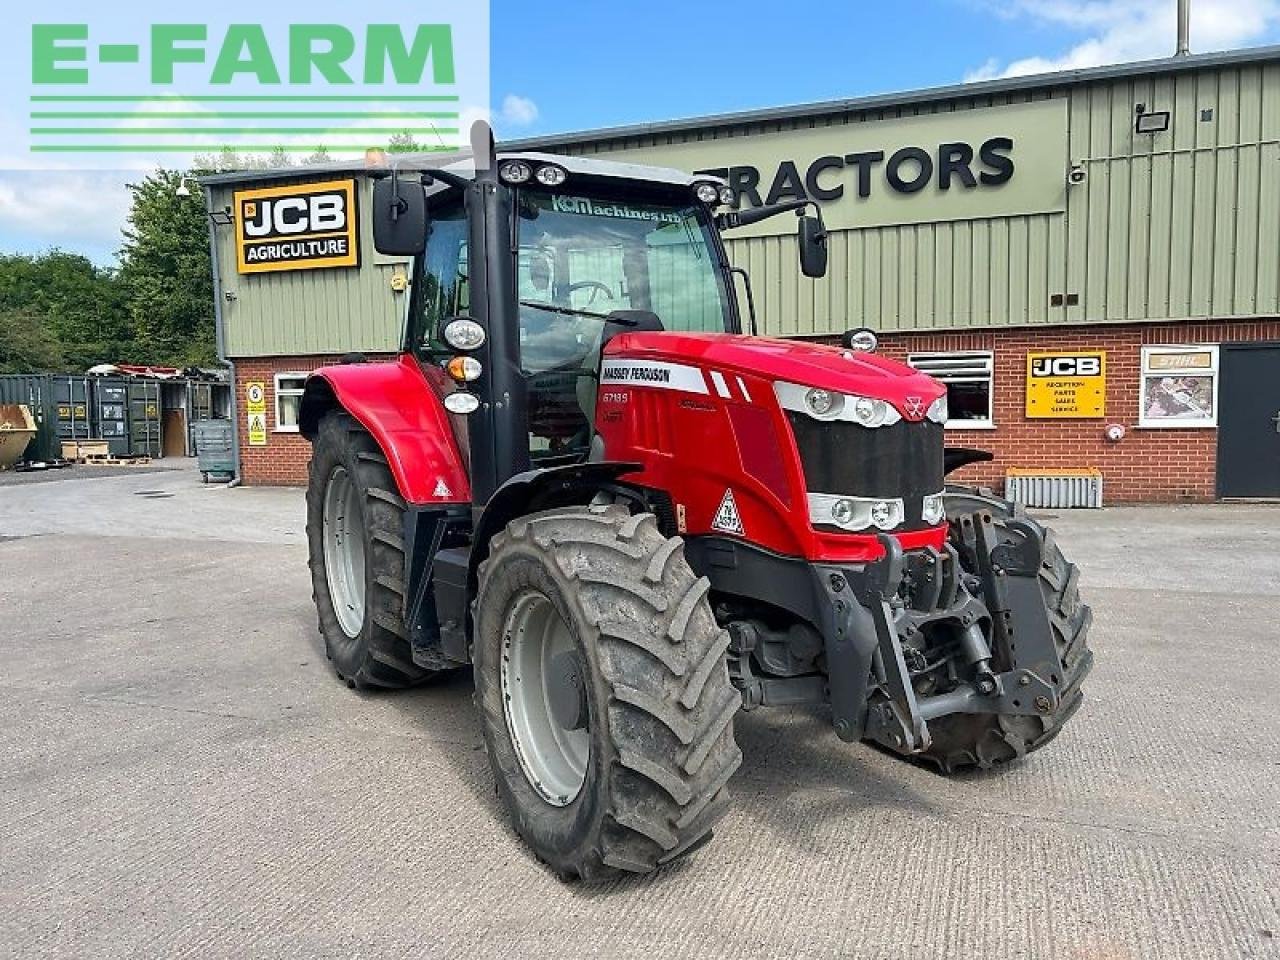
1067, 165, 1088, 186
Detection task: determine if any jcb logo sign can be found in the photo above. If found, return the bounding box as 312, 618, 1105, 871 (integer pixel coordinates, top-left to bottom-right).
1030, 355, 1103, 378
1026, 351, 1106, 419
235, 180, 359, 275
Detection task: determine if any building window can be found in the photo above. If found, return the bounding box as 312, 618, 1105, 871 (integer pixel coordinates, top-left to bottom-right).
274, 373, 307, 431
908, 351, 995, 428
1139, 345, 1219, 428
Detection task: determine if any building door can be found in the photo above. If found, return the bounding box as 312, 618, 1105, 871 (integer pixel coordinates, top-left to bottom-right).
1217, 342, 1280, 498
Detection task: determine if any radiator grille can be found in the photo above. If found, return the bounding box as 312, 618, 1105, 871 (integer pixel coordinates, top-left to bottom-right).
1005, 470, 1104, 509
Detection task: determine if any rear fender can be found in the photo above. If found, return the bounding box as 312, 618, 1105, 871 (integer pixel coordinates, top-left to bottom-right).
299, 354, 470, 505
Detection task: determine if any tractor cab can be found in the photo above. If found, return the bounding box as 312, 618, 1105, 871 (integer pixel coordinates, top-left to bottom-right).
367, 146, 829, 503
401, 158, 742, 466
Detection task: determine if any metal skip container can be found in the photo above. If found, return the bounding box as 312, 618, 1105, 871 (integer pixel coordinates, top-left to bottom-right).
0, 404, 38, 470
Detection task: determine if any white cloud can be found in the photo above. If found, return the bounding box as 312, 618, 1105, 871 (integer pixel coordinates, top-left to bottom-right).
966, 0, 1280, 81
0, 170, 134, 264
499, 94, 540, 128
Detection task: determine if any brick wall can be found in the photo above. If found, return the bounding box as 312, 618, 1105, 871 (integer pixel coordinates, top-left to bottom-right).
232, 355, 350, 487
869, 319, 1280, 502
233, 319, 1279, 500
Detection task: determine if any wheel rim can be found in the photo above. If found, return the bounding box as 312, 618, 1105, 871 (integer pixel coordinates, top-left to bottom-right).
500, 590, 590, 806
322, 466, 366, 639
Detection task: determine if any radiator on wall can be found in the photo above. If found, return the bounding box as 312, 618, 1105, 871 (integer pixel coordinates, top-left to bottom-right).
1004, 469, 1104, 509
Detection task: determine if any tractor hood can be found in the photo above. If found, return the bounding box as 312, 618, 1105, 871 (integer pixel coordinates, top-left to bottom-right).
605, 331, 946, 411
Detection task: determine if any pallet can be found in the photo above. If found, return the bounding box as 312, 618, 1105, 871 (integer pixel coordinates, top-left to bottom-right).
62, 439, 111, 460
81, 454, 153, 467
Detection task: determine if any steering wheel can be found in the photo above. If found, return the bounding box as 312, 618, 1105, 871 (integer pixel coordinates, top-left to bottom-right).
567, 280, 615, 305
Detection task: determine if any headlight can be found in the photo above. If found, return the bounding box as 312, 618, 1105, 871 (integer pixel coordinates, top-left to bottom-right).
443, 392, 480, 415
694, 181, 721, 205
442, 318, 485, 351
926, 394, 949, 424
534, 163, 568, 186
805, 388, 844, 418
810, 494, 905, 532
498, 160, 532, 184
774, 382, 903, 427
718, 186, 735, 207
446, 355, 483, 382
922, 491, 946, 525
852, 396, 896, 427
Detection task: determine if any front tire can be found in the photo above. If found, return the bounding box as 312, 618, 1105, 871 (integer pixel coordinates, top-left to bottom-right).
474, 505, 742, 881
306, 412, 434, 690
921, 488, 1094, 772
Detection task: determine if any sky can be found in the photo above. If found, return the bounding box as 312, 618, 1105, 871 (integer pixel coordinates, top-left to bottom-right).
3, 0, 1280, 266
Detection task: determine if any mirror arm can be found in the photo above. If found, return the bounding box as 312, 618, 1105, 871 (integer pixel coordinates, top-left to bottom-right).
717, 198, 808, 230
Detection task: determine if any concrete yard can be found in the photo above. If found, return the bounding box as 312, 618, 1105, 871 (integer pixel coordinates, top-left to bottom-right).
1, 463, 1277, 959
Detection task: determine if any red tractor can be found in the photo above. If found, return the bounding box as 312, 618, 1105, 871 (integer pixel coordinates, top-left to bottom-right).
300, 130, 1093, 881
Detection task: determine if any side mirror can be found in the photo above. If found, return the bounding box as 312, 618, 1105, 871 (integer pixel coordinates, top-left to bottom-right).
798, 215, 827, 278
372, 177, 427, 256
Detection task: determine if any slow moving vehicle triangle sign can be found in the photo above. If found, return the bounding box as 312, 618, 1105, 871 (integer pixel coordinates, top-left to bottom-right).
712, 489, 745, 535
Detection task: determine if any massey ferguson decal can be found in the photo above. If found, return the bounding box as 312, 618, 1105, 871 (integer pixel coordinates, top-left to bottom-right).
598, 360, 710, 395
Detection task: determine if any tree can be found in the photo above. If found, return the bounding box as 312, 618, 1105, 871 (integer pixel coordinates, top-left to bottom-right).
0, 251, 130, 369
117, 170, 217, 366
387, 131, 422, 154
0, 307, 65, 373
304, 145, 333, 165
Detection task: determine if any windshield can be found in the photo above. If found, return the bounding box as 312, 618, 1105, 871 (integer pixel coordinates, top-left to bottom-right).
515, 190, 733, 375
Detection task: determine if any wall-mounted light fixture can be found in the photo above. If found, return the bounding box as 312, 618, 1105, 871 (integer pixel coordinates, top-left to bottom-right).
208, 207, 234, 227
1135, 104, 1171, 134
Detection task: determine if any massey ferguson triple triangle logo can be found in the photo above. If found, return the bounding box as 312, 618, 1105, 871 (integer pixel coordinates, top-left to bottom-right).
712, 489, 744, 536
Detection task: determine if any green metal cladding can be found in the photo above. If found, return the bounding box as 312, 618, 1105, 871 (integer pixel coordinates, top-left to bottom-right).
210, 52, 1280, 355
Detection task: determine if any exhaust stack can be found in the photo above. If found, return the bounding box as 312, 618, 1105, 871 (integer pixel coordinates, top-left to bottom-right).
1176, 0, 1191, 56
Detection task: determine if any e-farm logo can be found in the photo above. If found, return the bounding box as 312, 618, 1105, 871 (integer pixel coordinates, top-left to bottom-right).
21, 12, 486, 162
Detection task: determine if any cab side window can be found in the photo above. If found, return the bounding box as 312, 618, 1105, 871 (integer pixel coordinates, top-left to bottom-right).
416, 199, 469, 353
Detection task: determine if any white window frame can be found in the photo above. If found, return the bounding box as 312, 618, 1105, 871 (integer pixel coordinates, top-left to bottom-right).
907, 350, 996, 430
1138, 345, 1219, 429
273, 372, 308, 432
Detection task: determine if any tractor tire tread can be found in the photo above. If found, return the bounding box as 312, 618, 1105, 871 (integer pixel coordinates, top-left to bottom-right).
473, 504, 741, 882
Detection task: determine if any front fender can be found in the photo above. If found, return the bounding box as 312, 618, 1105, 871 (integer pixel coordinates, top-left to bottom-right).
300, 354, 470, 506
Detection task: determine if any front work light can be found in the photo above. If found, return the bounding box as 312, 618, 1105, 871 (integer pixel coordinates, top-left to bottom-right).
534, 164, 568, 186
843, 327, 879, 352
443, 318, 486, 351
443, 392, 481, 415
694, 182, 721, 205
499, 160, 532, 184
446, 356, 483, 382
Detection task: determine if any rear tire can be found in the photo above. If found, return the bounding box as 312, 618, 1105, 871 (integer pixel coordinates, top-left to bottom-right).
922, 489, 1094, 772
306, 411, 434, 690
474, 504, 742, 881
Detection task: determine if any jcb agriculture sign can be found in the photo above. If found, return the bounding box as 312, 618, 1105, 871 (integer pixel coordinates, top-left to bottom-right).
1026, 352, 1107, 419
234, 180, 358, 274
